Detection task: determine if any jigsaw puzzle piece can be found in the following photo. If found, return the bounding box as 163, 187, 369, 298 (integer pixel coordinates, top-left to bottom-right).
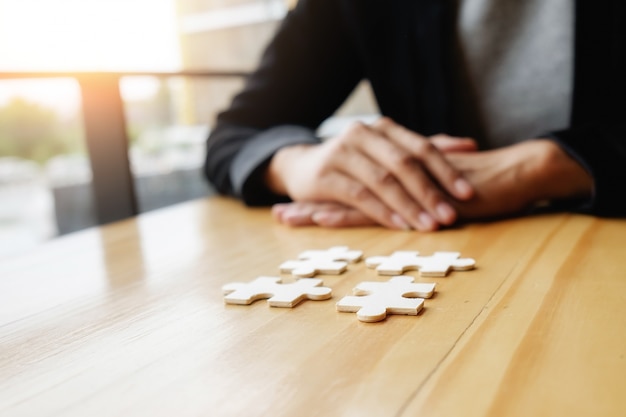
223, 276, 332, 307
336, 276, 436, 322
365, 251, 422, 275
298, 246, 363, 263
414, 251, 475, 277
366, 251, 475, 277
279, 259, 347, 278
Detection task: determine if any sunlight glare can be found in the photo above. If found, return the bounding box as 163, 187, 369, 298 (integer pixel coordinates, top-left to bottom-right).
0, 0, 181, 71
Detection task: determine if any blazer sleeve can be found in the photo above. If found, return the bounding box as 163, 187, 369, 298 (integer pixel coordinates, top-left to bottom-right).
549, 123, 626, 217
204, 0, 364, 206
547, 1, 626, 217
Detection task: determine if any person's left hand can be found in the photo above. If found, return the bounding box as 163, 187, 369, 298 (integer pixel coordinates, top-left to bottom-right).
447, 139, 593, 219
443, 140, 557, 219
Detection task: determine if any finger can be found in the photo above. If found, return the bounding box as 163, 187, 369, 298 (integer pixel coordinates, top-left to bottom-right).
329, 138, 435, 230
430, 134, 478, 153
353, 122, 458, 225
273, 202, 316, 226
275, 201, 378, 228
311, 207, 379, 228
317, 171, 426, 230
271, 203, 290, 221
274, 201, 404, 229
273, 201, 380, 228
372, 117, 474, 201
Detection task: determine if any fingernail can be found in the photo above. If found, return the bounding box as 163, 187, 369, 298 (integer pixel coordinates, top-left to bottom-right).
436, 202, 455, 223
312, 211, 336, 226
391, 213, 412, 230
455, 178, 473, 199
283, 210, 311, 226
311, 211, 325, 223
418, 212, 437, 231
271, 204, 288, 219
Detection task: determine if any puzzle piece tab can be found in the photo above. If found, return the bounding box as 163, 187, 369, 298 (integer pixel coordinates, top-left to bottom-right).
279, 259, 347, 278
298, 246, 363, 263
336, 276, 436, 322
366, 251, 475, 277
279, 246, 363, 278
223, 277, 332, 307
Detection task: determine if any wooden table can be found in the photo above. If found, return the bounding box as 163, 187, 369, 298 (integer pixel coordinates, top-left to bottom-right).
1, 197, 625, 416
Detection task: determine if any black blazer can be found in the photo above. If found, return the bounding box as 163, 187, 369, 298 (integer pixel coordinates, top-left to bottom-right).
205, 0, 626, 216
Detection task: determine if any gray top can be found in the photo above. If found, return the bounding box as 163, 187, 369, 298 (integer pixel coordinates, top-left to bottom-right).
454, 0, 573, 148
228, 1, 576, 201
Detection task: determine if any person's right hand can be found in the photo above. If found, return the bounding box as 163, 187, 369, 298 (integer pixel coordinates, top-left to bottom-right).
265, 117, 476, 231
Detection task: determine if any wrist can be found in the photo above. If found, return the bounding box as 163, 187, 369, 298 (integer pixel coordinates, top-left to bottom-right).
525, 139, 593, 202
264, 144, 310, 196
264, 149, 288, 195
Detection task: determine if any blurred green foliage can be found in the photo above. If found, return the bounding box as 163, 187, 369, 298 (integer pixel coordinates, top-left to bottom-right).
0, 98, 85, 165
0, 78, 178, 166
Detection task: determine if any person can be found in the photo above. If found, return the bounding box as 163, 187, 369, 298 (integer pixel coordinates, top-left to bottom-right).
204, 0, 626, 231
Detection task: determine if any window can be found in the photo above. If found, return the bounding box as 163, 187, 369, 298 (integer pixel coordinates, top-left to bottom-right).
0, 0, 376, 258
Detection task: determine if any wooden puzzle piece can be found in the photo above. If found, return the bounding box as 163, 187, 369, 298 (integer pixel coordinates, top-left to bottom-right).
366, 251, 475, 277
413, 252, 475, 276
223, 277, 332, 307
279, 259, 347, 277
336, 276, 436, 322
279, 246, 362, 278
298, 246, 363, 263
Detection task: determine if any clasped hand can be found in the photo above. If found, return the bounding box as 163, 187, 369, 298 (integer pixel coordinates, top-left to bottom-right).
266, 117, 592, 230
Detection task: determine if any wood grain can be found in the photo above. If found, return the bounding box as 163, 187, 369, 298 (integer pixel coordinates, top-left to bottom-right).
0, 197, 624, 417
